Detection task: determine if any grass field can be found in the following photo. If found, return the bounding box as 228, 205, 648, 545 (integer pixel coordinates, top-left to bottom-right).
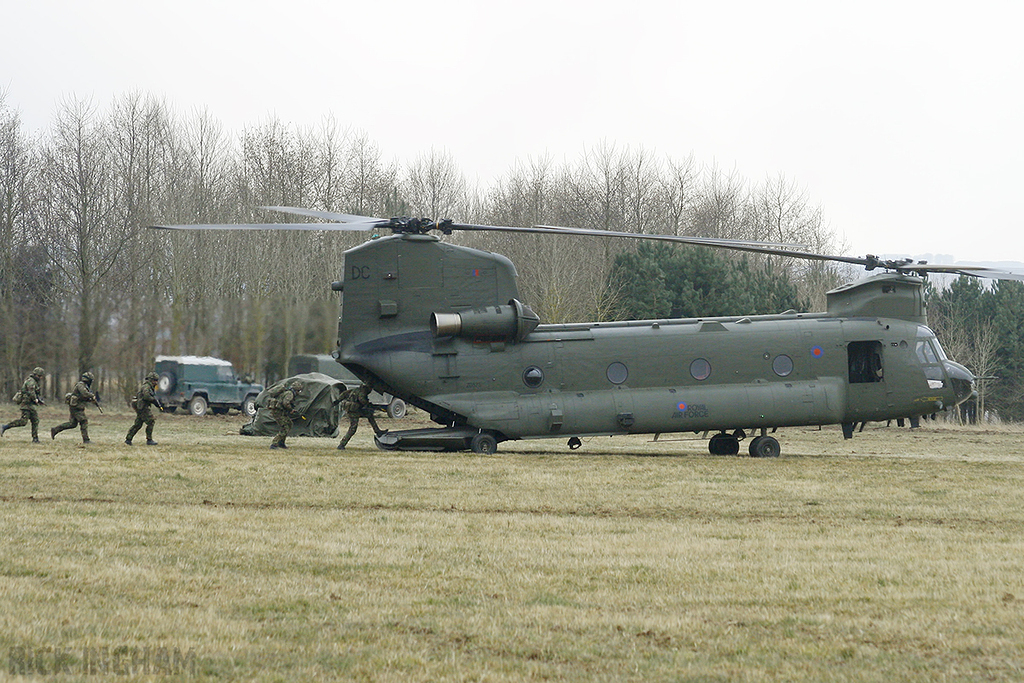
2, 406, 1024, 681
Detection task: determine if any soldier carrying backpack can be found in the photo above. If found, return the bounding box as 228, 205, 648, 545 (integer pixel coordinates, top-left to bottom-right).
51, 371, 99, 443
2, 367, 45, 442
269, 380, 303, 449
336, 384, 385, 450
125, 372, 163, 446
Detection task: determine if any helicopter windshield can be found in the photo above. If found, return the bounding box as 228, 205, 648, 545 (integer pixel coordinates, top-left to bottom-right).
915, 327, 949, 388
915, 327, 948, 363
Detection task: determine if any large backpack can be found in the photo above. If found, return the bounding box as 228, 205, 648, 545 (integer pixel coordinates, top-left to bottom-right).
264, 382, 290, 410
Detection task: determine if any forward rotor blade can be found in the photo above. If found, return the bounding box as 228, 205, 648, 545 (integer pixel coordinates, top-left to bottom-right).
260, 206, 387, 224
894, 263, 1024, 281
150, 221, 382, 231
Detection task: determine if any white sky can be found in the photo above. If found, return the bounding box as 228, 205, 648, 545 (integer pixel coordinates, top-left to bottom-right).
3, 0, 1022, 265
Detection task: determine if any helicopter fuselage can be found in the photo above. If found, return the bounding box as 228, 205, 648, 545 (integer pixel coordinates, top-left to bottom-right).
334, 233, 973, 453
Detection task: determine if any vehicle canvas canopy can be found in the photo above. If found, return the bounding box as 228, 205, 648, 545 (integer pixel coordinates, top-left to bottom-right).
286, 353, 407, 419
240, 373, 348, 437
287, 354, 360, 386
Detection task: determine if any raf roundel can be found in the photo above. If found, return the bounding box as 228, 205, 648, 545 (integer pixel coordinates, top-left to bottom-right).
677, 402, 687, 411
811, 345, 824, 358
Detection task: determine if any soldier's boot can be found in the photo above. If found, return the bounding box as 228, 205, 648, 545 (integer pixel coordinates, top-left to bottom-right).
146, 427, 156, 445
50, 426, 57, 440
146, 439, 158, 446
1, 424, 6, 437
32, 437, 40, 443
124, 439, 133, 446
81, 426, 90, 444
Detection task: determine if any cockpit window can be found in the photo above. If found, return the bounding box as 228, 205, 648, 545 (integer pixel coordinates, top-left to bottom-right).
915, 340, 938, 365
916, 327, 949, 361
915, 329, 947, 387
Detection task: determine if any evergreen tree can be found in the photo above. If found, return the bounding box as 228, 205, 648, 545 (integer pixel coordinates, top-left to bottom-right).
608, 242, 809, 320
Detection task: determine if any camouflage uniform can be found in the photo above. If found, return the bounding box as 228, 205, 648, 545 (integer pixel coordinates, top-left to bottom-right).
51, 372, 98, 443
2, 367, 45, 442
269, 381, 302, 449
336, 385, 384, 450
125, 373, 161, 445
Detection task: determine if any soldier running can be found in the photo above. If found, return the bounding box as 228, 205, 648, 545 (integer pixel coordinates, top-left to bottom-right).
1, 367, 45, 442
269, 381, 302, 449
51, 371, 99, 443
336, 384, 385, 450
125, 372, 163, 446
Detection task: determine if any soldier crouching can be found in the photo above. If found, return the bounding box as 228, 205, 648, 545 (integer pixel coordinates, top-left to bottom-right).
336, 384, 385, 450
269, 381, 302, 449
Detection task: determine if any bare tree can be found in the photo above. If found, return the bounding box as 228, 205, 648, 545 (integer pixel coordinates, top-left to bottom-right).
404, 148, 467, 219
38, 97, 134, 377
657, 153, 698, 236
0, 91, 44, 393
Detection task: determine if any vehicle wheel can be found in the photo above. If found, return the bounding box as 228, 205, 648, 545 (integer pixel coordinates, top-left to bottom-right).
749, 435, 781, 458
158, 372, 176, 393
386, 398, 407, 419
188, 395, 208, 416
242, 395, 258, 417
470, 432, 498, 455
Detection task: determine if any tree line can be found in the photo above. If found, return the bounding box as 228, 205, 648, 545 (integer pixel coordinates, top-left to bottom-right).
0, 88, 927, 411
926, 277, 1024, 422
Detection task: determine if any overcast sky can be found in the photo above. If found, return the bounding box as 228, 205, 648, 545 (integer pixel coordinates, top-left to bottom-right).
3, 0, 1022, 265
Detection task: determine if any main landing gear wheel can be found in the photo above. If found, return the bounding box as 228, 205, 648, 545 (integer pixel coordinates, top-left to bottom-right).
748, 435, 781, 458
708, 432, 740, 456
469, 432, 498, 455
386, 398, 407, 419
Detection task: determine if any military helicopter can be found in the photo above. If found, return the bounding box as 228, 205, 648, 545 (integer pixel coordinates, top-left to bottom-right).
155, 208, 1024, 457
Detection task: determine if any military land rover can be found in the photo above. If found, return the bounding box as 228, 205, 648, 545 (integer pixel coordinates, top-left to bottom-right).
155, 356, 263, 417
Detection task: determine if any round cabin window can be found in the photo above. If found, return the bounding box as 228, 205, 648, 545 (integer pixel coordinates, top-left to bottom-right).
606, 362, 628, 385
690, 358, 711, 381
772, 354, 794, 377
523, 366, 544, 388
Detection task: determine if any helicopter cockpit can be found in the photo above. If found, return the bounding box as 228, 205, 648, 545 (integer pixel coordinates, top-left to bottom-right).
916, 327, 974, 405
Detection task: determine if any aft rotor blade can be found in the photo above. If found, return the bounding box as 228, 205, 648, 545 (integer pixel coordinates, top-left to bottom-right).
151, 221, 382, 231
452, 222, 812, 252
260, 206, 387, 224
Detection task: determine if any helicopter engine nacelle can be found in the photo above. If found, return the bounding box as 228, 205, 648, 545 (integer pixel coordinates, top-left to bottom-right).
431, 299, 540, 342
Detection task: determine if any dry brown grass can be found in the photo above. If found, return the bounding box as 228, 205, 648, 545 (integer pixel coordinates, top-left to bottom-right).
2, 406, 1024, 681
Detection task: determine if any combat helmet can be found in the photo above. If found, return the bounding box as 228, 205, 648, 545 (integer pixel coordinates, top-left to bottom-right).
32, 367, 44, 378
145, 371, 159, 382
82, 371, 95, 383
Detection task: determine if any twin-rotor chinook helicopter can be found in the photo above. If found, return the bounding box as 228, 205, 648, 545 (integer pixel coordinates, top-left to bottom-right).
155, 208, 1024, 457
